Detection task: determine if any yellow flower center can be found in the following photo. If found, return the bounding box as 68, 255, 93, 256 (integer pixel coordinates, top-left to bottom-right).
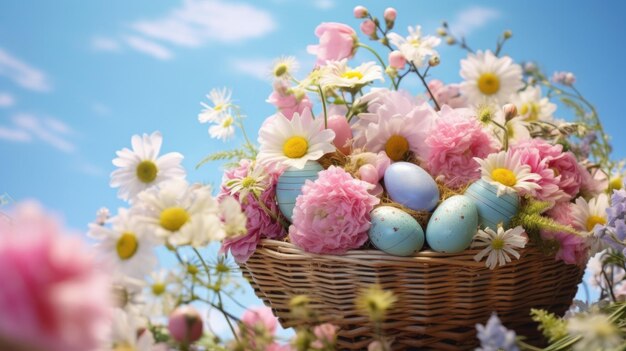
341, 70, 364, 80
274, 63, 288, 77
283, 136, 309, 158
409, 38, 421, 47
113, 343, 136, 351
116, 232, 138, 260
222, 116, 234, 127
586, 215, 607, 231
491, 168, 517, 187
491, 238, 505, 250
520, 102, 540, 121
241, 176, 256, 188
136, 160, 158, 183
160, 207, 190, 232
385, 135, 409, 161
609, 176, 623, 191
151, 282, 166, 296
477, 73, 500, 95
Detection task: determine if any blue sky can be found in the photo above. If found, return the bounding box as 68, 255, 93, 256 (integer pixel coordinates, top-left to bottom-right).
1, 0, 625, 336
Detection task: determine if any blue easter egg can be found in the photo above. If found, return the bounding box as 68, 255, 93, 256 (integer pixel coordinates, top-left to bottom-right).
368, 206, 424, 256
384, 162, 439, 211
464, 179, 519, 230
426, 195, 479, 253
276, 161, 324, 222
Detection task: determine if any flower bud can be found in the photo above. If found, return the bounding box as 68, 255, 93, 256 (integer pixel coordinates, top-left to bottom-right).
503, 103, 518, 121
360, 20, 376, 37
168, 305, 204, 344
436, 27, 447, 36
353, 6, 368, 19
388, 50, 406, 69
385, 66, 398, 78
523, 61, 537, 74
383, 7, 397, 21
428, 56, 440, 67
445, 36, 456, 45
503, 30, 512, 39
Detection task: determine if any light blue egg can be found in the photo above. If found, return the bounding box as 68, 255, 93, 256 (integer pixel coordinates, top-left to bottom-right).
426, 195, 478, 253
384, 162, 440, 212
464, 179, 519, 230
276, 161, 323, 222
368, 206, 424, 256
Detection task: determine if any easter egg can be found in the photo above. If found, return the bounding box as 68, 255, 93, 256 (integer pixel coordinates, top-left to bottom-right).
327, 115, 352, 155
276, 161, 323, 222
464, 179, 519, 230
384, 162, 439, 211
368, 206, 424, 256
426, 195, 479, 253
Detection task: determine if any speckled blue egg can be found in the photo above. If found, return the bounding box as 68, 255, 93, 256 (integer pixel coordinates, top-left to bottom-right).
276, 161, 323, 222
368, 206, 424, 256
426, 195, 478, 253
464, 179, 519, 230
384, 162, 439, 211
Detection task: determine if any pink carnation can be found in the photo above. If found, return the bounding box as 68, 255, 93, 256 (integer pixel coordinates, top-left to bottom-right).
425, 106, 498, 188
0, 201, 111, 351
427, 80, 468, 108
541, 202, 589, 265
267, 81, 313, 120
307, 22, 357, 65
289, 166, 380, 254
219, 160, 286, 263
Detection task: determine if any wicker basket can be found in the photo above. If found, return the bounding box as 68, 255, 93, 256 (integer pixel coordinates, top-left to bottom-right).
240, 239, 585, 350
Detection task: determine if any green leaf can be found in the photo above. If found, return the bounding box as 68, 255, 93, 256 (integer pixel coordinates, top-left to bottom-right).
196, 149, 248, 169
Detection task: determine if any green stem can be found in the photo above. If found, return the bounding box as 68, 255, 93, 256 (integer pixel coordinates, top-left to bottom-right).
409, 62, 441, 110
192, 247, 211, 285
317, 85, 328, 129
491, 120, 509, 150
357, 42, 398, 89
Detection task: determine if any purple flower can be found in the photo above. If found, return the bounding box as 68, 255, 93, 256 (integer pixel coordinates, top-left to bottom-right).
551, 71, 576, 86
598, 189, 626, 252
476, 313, 519, 351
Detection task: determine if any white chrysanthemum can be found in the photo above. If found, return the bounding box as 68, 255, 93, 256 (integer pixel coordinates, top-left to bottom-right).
475, 150, 542, 196
208, 113, 236, 141
572, 193, 609, 233
220, 196, 247, 238
223, 161, 270, 200
257, 111, 336, 169
143, 269, 180, 318
567, 313, 622, 351
134, 179, 223, 247
387, 25, 441, 68
319, 59, 383, 88
272, 56, 299, 79
460, 50, 523, 105
110, 308, 155, 351
510, 86, 557, 122
110, 131, 185, 202
472, 226, 528, 270
198, 87, 232, 123
89, 208, 157, 279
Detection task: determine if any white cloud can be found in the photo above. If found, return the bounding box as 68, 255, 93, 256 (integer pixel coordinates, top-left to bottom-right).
91, 36, 122, 52
231, 58, 273, 81
449, 6, 500, 37
0, 92, 15, 107
43, 117, 74, 135
313, 0, 334, 10
0, 48, 52, 92
0, 126, 31, 142
124, 36, 173, 61
11, 114, 76, 153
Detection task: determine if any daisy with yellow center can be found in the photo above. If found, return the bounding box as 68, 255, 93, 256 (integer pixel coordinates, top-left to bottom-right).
110, 308, 156, 351
208, 114, 236, 141
134, 179, 226, 247
363, 113, 431, 162
510, 86, 557, 122
460, 50, 523, 105
474, 150, 542, 196
271, 56, 299, 79
387, 25, 441, 68
318, 59, 383, 88
572, 193, 609, 233
110, 131, 185, 202
89, 208, 157, 279
471, 225, 528, 270
256, 110, 336, 169
198, 87, 232, 123
143, 270, 179, 318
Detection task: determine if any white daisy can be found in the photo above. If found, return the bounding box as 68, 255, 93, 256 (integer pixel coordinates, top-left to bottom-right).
143, 269, 180, 318
387, 25, 441, 68
319, 59, 384, 88
504, 116, 531, 143
257, 110, 336, 169
567, 313, 622, 351
111, 274, 146, 314
110, 131, 185, 202
198, 87, 232, 123
460, 50, 523, 105
223, 161, 270, 200
510, 86, 557, 122
475, 150, 542, 196
220, 196, 247, 238
134, 179, 223, 247
95, 206, 110, 225
572, 193, 609, 233
363, 114, 429, 162
271, 56, 299, 79
110, 308, 156, 351
208, 113, 236, 141
472, 226, 528, 270
89, 208, 158, 279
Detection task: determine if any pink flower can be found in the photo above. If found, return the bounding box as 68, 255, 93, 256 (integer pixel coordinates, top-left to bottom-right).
267, 81, 312, 120
311, 323, 338, 349
427, 80, 468, 108
360, 20, 376, 36
290, 166, 380, 254
388, 50, 406, 69
0, 201, 111, 351
307, 22, 357, 65
383, 7, 397, 21
348, 151, 390, 196
268, 343, 294, 351
353, 5, 368, 18
425, 106, 498, 188
541, 202, 589, 265
168, 305, 203, 343
241, 306, 278, 335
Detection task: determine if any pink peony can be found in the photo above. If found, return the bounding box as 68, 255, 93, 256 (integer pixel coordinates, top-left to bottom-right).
219, 160, 286, 263
427, 80, 468, 108
307, 22, 357, 65
425, 106, 498, 188
0, 201, 111, 351
541, 202, 589, 265
289, 166, 379, 254
241, 306, 278, 335
267, 81, 313, 120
